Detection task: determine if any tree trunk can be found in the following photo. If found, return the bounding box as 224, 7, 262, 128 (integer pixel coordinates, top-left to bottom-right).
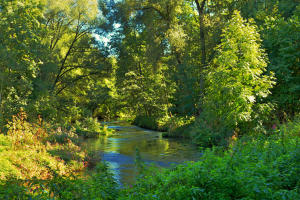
195, 0, 207, 113
195, 0, 207, 67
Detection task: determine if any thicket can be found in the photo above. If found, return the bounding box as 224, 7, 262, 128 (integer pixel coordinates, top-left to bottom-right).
0, 110, 118, 199
0, 111, 85, 180
0, 163, 118, 200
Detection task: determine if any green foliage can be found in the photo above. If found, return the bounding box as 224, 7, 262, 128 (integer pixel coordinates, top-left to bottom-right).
46, 128, 79, 145
0, 111, 86, 180
1, 118, 299, 200
133, 115, 160, 131
189, 114, 236, 147
0, 111, 117, 199
204, 11, 275, 138
45, 163, 118, 200
0, 0, 299, 198
163, 116, 195, 138
0, 0, 114, 126
0, 0, 46, 122
0, 163, 118, 200
278, 114, 300, 137
262, 6, 300, 117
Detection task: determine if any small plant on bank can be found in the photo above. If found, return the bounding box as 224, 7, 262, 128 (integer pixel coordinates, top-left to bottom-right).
74, 117, 115, 138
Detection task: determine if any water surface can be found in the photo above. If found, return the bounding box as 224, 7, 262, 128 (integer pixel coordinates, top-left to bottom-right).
82, 121, 201, 185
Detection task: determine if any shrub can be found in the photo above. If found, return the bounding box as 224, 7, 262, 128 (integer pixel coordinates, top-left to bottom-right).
164, 116, 195, 138
0, 163, 118, 200
46, 128, 80, 145
187, 114, 234, 147
47, 163, 118, 200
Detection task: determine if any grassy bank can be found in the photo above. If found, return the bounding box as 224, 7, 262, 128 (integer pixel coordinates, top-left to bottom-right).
0, 111, 85, 181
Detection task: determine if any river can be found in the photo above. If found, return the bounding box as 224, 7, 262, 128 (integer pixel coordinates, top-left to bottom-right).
82, 121, 202, 186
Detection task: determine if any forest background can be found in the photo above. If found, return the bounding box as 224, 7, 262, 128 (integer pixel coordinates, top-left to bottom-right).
0, 0, 299, 199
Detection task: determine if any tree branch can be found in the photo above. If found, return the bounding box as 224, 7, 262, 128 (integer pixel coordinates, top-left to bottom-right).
195, 0, 207, 67
55, 71, 99, 95
51, 14, 82, 92
141, 6, 167, 20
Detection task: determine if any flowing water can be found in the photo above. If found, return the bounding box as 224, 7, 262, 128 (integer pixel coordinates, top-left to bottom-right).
82, 121, 202, 186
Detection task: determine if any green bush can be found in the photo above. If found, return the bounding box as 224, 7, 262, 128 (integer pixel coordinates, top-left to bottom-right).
47, 163, 118, 200
279, 115, 300, 137
132, 115, 192, 133
187, 114, 234, 147
46, 129, 79, 145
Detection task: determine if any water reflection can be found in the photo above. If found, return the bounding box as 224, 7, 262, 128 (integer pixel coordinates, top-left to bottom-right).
82, 122, 201, 185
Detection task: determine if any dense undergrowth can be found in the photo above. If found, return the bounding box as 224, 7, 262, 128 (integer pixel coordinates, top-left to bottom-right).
0, 111, 118, 199
0, 111, 85, 181
0, 164, 118, 200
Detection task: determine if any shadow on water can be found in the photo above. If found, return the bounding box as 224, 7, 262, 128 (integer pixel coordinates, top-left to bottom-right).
82, 121, 202, 186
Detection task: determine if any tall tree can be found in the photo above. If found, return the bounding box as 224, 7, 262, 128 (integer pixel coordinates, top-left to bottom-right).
204, 11, 275, 134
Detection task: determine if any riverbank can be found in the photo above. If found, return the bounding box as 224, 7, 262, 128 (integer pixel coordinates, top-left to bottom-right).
0, 112, 117, 199
1, 116, 299, 199
132, 115, 168, 132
